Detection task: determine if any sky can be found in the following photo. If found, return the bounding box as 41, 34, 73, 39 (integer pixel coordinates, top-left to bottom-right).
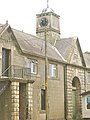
0, 0, 90, 52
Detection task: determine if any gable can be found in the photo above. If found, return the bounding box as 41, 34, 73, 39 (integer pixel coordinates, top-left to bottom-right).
1, 27, 12, 42
83, 52, 90, 68
0, 25, 26, 67
0, 24, 22, 54
0, 26, 15, 51
69, 39, 85, 66
55, 37, 86, 67
70, 42, 83, 66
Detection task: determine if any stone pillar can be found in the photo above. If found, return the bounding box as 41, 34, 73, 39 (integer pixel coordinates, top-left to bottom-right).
27, 83, 33, 120
11, 82, 19, 120
67, 83, 73, 120
66, 66, 74, 120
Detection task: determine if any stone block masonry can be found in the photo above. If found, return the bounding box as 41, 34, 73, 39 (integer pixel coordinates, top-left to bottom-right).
26, 83, 33, 120
11, 82, 19, 120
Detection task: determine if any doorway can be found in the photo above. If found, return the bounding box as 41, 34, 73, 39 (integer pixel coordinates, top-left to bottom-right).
2, 48, 11, 76
72, 77, 81, 119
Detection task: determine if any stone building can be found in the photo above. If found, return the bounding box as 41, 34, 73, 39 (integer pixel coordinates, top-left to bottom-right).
0, 5, 89, 120
81, 52, 90, 119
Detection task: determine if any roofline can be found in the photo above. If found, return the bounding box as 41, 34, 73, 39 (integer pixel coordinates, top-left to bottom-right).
0, 24, 9, 37
65, 62, 86, 69
36, 11, 60, 18
60, 36, 78, 41
0, 23, 86, 70
76, 38, 86, 67
22, 50, 86, 69
22, 50, 66, 64
81, 90, 90, 96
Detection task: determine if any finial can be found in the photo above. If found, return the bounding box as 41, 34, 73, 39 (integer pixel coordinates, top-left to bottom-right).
6, 20, 8, 25
47, 0, 49, 8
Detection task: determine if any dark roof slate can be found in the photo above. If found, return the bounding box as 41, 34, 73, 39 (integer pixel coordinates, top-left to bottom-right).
81, 90, 90, 96
0, 24, 7, 35
12, 28, 65, 62
83, 52, 90, 68
55, 37, 76, 61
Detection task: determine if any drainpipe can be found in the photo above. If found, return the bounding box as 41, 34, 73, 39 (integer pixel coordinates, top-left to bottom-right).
84, 69, 86, 92
64, 65, 67, 120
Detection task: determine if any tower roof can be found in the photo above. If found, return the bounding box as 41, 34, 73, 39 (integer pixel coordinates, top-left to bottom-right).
42, 7, 54, 13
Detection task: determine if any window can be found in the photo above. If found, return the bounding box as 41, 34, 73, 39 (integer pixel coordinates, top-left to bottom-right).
49, 63, 57, 77
26, 59, 37, 74
87, 96, 90, 109
41, 89, 45, 110
86, 72, 90, 83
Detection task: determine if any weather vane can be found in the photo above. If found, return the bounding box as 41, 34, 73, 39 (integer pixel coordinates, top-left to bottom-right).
47, 0, 49, 8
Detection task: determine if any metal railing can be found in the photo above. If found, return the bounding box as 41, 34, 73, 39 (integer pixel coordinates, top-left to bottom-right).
2, 65, 32, 80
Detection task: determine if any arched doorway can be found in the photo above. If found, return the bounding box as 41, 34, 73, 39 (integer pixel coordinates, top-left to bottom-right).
72, 77, 81, 120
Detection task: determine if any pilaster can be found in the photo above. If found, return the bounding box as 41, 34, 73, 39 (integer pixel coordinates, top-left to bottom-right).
26, 83, 33, 120
11, 82, 19, 120
66, 66, 73, 120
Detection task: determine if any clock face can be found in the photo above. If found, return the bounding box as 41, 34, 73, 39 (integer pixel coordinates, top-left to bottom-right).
40, 17, 48, 27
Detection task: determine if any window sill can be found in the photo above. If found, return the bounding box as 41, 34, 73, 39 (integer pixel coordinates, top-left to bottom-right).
48, 76, 59, 80
40, 110, 46, 114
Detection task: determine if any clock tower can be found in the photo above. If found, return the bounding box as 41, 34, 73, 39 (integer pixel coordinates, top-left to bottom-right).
36, 3, 60, 45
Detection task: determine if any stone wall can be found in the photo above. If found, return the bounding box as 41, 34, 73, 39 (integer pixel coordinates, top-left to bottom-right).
0, 83, 11, 120
66, 65, 85, 120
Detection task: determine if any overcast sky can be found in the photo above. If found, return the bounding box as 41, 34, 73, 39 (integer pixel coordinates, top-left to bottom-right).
0, 0, 90, 52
